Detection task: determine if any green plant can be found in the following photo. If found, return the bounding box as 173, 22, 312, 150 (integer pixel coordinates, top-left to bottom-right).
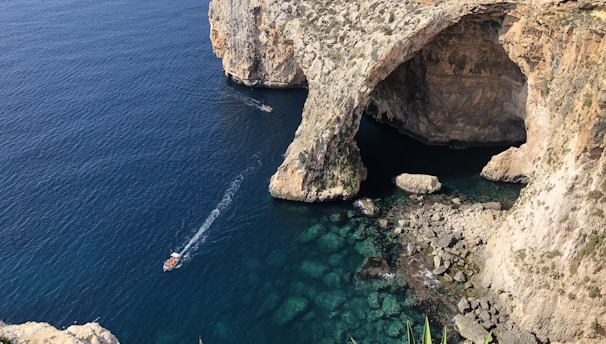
583, 94, 593, 108
570, 232, 606, 274
588, 190, 603, 200
546, 250, 562, 259
406, 317, 492, 344
589, 286, 601, 298
351, 317, 493, 343
516, 249, 527, 261
568, 292, 577, 300
0, 336, 13, 344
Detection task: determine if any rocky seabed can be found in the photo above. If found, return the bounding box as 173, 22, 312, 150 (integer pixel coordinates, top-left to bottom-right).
238, 189, 535, 344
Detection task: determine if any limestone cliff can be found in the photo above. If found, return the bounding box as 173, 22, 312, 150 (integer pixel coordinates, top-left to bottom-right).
209, 0, 606, 342
0, 321, 119, 344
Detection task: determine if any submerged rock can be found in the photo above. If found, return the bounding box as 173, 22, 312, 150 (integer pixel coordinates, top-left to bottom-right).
256, 292, 282, 318
322, 272, 342, 289
299, 260, 330, 279
313, 291, 347, 312
358, 257, 391, 280
297, 223, 328, 243
381, 294, 402, 317
273, 297, 309, 326
318, 232, 346, 252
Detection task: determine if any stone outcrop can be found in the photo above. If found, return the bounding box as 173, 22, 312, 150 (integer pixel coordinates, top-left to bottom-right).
394, 173, 442, 194
209, 0, 606, 342
0, 321, 119, 344
480, 145, 531, 183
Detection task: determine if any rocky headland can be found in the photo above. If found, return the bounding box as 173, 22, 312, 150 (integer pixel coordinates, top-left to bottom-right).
209, 0, 606, 342
0, 321, 119, 344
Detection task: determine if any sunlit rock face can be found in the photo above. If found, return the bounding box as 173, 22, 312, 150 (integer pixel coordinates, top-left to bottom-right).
209, 1, 606, 341
368, 14, 527, 148
0, 321, 119, 344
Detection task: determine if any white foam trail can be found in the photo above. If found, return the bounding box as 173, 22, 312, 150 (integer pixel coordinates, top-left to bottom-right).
224, 88, 268, 112
178, 155, 262, 258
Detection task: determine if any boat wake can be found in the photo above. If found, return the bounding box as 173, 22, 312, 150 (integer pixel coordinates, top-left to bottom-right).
167, 154, 262, 268
224, 88, 272, 113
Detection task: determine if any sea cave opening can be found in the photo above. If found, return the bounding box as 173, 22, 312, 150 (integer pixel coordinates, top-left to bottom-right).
356, 14, 527, 207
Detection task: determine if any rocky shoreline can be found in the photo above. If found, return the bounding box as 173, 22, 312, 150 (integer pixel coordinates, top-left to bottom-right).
0, 321, 119, 344
354, 192, 539, 343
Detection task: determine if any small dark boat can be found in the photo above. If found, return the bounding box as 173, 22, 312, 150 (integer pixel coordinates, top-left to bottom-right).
163, 252, 181, 272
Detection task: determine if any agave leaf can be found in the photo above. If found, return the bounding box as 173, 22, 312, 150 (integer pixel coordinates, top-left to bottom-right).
483, 330, 493, 344
440, 327, 447, 344
422, 316, 432, 344
350, 336, 358, 344
406, 319, 416, 344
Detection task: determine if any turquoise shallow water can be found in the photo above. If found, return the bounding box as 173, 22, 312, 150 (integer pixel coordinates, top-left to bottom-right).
0, 0, 522, 343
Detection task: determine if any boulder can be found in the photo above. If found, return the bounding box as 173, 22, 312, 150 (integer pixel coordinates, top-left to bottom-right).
454, 314, 490, 344
433, 266, 448, 275
394, 173, 442, 194
457, 297, 471, 313
436, 234, 456, 248
501, 326, 539, 344
353, 198, 380, 217
454, 271, 467, 283
480, 202, 502, 211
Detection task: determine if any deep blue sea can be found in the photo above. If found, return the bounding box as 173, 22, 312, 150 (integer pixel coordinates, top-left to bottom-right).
0, 1, 521, 343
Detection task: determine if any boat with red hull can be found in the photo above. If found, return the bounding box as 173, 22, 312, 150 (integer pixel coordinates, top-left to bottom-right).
163, 252, 181, 272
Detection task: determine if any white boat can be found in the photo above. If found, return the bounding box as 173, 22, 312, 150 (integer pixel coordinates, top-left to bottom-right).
163, 252, 181, 272
259, 104, 273, 112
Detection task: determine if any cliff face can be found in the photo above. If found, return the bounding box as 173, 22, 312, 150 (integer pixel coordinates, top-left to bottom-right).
209, 0, 606, 342
480, 4, 606, 342
0, 321, 119, 344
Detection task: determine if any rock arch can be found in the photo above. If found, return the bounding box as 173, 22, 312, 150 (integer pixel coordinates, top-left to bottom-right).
269, 4, 530, 202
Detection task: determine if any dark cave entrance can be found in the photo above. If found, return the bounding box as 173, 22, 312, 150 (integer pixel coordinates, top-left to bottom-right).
355, 116, 523, 207
356, 14, 527, 205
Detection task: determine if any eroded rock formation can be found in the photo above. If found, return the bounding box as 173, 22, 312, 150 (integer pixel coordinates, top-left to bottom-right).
0, 321, 119, 344
209, 0, 606, 342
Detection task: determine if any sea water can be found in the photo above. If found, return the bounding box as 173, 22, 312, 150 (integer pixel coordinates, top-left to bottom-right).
0, 0, 522, 343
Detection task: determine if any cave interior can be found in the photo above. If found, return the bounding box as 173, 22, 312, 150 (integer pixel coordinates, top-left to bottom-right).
357, 13, 528, 200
